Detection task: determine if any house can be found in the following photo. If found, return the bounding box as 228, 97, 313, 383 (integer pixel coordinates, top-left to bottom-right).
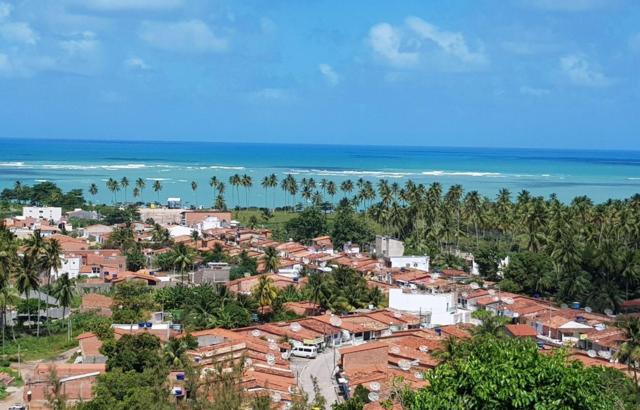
225, 274, 300, 295
375, 235, 404, 258
66, 209, 99, 220
388, 256, 429, 272
283, 301, 318, 316
311, 236, 334, 253
182, 210, 233, 227
191, 263, 230, 285
79, 224, 114, 244
388, 288, 470, 326
24, 363, 106, 409
80, 293, 113, 317
23, 206, 62, 223
505, 324, 537, 339
76, 332, 106, 363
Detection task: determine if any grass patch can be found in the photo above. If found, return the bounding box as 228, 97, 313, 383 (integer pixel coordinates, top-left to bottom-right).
0, 366, 23, 387
1, 332, 78, 362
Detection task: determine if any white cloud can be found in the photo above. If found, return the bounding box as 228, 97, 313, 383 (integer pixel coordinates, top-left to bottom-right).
60, 31, 99, 55
80, 0, 183, 11
405, 16, 487, 65
523, 0, 609, 12
368, 23, 419, 68
124, 57, 150, 71
139, 20, 228, 53
0, 21, 39, 45
318, 63, 340, 86
0, 2, 12, 20
520, 86, 551, 96
560, 54, 611, 87
368, 18, 487, 70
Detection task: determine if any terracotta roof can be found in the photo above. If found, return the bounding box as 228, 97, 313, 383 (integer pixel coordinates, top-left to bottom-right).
506, 324, 537, 337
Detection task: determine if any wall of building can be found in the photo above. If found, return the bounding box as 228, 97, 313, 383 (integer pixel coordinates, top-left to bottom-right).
375, 235, 404, 258
23, 207, 62, 223
389, 256, 430, 272
389, 289, 465, 326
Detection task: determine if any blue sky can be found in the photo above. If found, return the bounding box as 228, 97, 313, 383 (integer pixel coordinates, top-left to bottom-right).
0, 0, 638, 149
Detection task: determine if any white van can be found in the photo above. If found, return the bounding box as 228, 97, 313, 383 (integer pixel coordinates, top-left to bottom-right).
290, 345, 318, 359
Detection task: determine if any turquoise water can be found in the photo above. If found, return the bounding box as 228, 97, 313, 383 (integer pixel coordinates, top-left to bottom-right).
1, 138, 639, 206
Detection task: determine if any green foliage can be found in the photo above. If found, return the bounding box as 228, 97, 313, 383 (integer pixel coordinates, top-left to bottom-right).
97, 205, 141, 225
230, 250, 258, 280
102, 333, 162, 372
126, 247, 146, 271
304, 267, 383, 313
405, 337, 635, 410
285, 206, 328, 244
503, 252, 555, 296
0, 181, 85, 210
112, 281, 157, 323
331, 201, 374, 248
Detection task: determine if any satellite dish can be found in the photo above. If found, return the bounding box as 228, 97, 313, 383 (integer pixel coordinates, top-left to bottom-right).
398, 360, 412, 371
244, 358, 253, 367
414, 371, 424, 380
330, 316, 342, 327
281, 352, 289, 360
390, 346, 401, 354
393, 312, 402, 318
482, 283, 489, 289
600, 351, 612, 360
585, 306, 593, 313
368, 392, 379, 402
595, 323, 606, 332
560, 303, 568, 309
488, 289, 496, 296
369, 382, 381, 391
271, 392, 282, 403
290, 322, 302, 332
492, 296, 500, 302
587, 350, 597, 358
502, 297, 514, 305
470, 283, 480, 290
269, 342, 279, 351
604, 308, 614, 317
266, 354, 276, 365
419, 345, 429, 353
461, 292, 469, 298
251, 329, 261, 337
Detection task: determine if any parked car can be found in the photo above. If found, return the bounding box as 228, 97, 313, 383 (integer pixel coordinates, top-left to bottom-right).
290, 345, 318, 359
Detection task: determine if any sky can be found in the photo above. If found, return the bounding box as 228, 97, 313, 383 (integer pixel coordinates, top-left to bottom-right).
0, 0, 639, 149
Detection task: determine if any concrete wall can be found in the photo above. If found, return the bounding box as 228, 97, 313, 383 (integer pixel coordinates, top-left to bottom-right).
375, 235, 405, 258
389, 289, 463, 326
23, 206, 62, 223
389, 256, 429, 272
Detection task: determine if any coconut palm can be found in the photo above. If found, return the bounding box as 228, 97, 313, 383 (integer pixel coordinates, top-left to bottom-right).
191, 181, 198, 207
262, 247, 279, 273
252, 275, 278, 315
615, 316, 640, 388
340, 179, 353, 198
52, 273, 75, 341
152, 180, 162, 203
135, 177, 146, 203
241, 174, 252, 208
261, 176, 270, 209
14, 255, 40, 332
326, 181, 337, 204
106, 178, 119, 204
132, 186, 140, 201
89, 183, 98, 202
120, 177, 129, 203
171, 243, 194, 285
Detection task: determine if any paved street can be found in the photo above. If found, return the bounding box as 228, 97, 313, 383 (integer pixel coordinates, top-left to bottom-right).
289, 347, 341, 408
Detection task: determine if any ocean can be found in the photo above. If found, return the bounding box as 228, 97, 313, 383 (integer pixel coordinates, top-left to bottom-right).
1, 138, 639, 206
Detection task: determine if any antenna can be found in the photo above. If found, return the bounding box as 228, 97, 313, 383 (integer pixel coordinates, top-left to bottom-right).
369, 382, 381, 391
290, 322, 302, 332
269, 342, 279, 351
398, 360, 412, 371
390, 346, 401, 354
587, 350, 597, 358
271, 392, 282, 403
368, 392, 379, 402
251, 329, 261, 337
584, 306, 593, 313
414, 371, 424, 380
604, 308, 614, 317
330, 315, 342, 327
419, 345, 429, 353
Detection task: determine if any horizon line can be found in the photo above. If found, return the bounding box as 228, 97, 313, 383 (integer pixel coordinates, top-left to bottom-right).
1, 136, 639, 153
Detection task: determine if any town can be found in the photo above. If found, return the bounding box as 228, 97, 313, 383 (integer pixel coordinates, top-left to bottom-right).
0, 179, 638, 410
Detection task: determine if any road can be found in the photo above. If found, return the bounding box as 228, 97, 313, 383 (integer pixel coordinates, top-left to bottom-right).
289, 348, 341, 408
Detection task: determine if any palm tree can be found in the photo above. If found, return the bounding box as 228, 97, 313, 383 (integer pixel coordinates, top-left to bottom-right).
53, 273, 75, 341
153, 180, 162, 204
89, 183, 98, 203
229, 174, 242, 208
615, 316, 640, 388
241, 174, 252, 208
307, 273, 329, 314
42, 239, 62, 332
132, 186, 140, 201
135, 178, 146, 203
340, 180, 353, 198
191, 181, 198, 207
261, 176, 270, 209
106, 178, 119, 204
262, 247, 279, 273
210, 176, 219, 198
252, 275, 278, 315
326, 181, 337, 205
120, 177, 130, 203
14, 255, 40, 333
171, 243, 194, 285
267, 174, 278, 209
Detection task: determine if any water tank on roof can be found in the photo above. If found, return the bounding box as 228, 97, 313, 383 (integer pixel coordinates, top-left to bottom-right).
571, 302, 580, 309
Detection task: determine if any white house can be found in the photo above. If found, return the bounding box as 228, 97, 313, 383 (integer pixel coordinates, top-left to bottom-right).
53, 255, 81, 279
168, 225, 194, 238
388, 288, 470, 326
389, 256, 430, 272
22, 207, 62, 223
